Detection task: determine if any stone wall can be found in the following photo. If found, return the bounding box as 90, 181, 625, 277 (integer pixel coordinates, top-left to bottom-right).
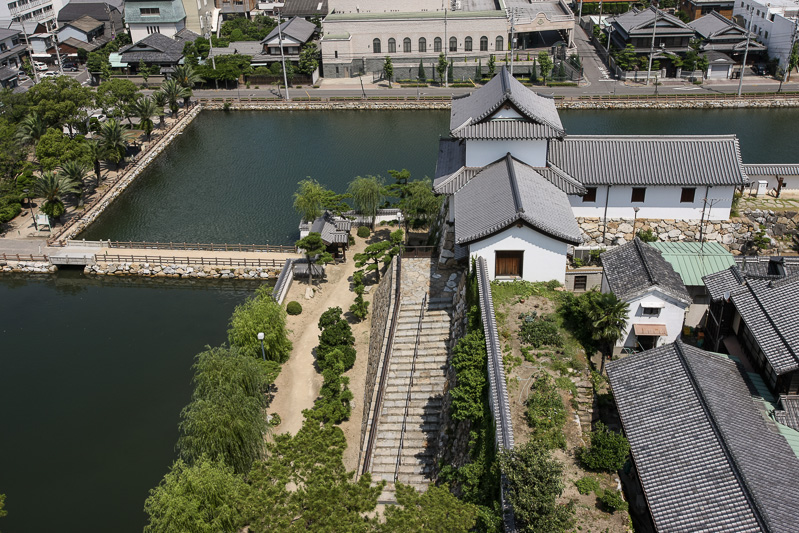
0, 261, 58, 274
576, 215, 796, 253
359, 255, 398, 466
84, 261, 280, 279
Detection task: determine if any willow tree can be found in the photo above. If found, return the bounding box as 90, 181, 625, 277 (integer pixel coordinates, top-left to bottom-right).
227, 285, 292, 363
293, 178, 326, 223
347, 175, 384, 228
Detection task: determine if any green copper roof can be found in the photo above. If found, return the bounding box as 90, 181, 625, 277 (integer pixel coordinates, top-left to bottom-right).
125, 0, 186, 24
648, 241, 734, 287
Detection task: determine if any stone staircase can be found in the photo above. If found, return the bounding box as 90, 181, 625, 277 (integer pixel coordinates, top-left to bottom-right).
369, 296, 453, 503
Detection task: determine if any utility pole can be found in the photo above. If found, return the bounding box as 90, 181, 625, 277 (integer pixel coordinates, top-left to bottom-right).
20, 27, 39, 84
509, 9, 516, 76
577, 0, 583, 22
205, 13, 218, 89
48, 20, 64, 75
645, 4, 658, 86
277, 10, 291, 100
780, 18, 799, 92
737, 6, 754, 97
444, 8, 448, 88
606, 25, 613, 54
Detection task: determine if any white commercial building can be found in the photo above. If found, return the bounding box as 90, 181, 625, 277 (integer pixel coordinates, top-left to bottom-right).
733, 0, 799, 69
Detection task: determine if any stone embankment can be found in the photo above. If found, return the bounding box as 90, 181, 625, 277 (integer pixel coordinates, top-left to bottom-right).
558, 98, 799, 110
579, 209, 799, 253
53, 106, 204, 243
0, 261, 57, 274
84, 261, 280, 279
202, 101, 450, 111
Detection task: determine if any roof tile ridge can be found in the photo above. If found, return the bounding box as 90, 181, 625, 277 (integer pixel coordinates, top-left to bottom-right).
634, 238, 657, 286
506, 153, 523, 214
543, 162, 587, 192
744, 280, 799, 368
674, 341, 772, 532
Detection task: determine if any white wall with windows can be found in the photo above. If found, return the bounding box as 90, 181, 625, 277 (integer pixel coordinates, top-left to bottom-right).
733, 0, 798, 67
569, 184, 735, 220
469, 224, 570, 283
129, 20, 185, 43
607, 288, 689, 350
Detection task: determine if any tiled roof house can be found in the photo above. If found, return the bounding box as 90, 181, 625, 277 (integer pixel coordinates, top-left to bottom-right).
607, 341, 799, 533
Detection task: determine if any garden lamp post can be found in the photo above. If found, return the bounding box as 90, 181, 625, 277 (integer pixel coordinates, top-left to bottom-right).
23, 188, 37, 230
257, 332, 265, 361
633, 206, 640, 236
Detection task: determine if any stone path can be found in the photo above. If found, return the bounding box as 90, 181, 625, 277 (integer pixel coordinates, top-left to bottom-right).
367, 258, 460, 502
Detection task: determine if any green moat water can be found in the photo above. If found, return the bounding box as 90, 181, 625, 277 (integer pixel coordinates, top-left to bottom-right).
3, 108, 798, 532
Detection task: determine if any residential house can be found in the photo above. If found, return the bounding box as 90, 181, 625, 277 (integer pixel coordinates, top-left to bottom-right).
320, 0, 574, 79
125, 0, 186, 42
261, 16, 315, 60
57, 14, 105, 43
0, 64, 18, 87
600, 238, 691, 352
57, 0, 123, 37
118, 31, 183, 72
689, 10, 766, 68
704, 260, 799, 394
433, 66, 752, 283
607, 341, 799, 533
700, 49, 736, 78
0, 27, 26, 69
210, 40, 270, 67
743, 164, 799, 193
609, 7, 695, 53
679, 0, 735, 21
2, 19, 52, 54
734, 0, 798, 69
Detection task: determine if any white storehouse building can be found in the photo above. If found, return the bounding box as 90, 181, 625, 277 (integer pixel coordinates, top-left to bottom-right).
433, 67, 750, 283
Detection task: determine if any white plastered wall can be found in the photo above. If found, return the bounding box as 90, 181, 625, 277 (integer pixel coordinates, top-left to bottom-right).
569, 185, 735, 220
465, 139, 548, 168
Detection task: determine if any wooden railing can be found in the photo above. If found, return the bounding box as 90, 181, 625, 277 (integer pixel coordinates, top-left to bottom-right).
55, 240, 296, 254
403, 245, 437, 258
0, 253, 49, 262
98, 254, 284, 268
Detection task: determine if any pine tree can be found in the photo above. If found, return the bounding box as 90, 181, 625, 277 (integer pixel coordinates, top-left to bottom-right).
488, 54, 496, 77
417, 60, 426, 82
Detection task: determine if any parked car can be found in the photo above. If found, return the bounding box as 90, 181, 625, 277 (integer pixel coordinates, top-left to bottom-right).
61, 62, 78, 72
753, 64, 767, 76
43, 71, 59, 77
33, 61, 47, 71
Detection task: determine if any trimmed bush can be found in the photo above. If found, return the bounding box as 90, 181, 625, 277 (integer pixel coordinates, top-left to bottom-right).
286, 301, 302, 315
574, 476, 601, 495
579, 422, 630, 472
519, 315, 563, 348
599, 489, 628, 513
357, 225, 370, 238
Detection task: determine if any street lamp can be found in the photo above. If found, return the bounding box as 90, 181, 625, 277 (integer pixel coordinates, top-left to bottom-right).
633, 206, 640, 237
23, 188, 37, 230
257, 332, 266, 361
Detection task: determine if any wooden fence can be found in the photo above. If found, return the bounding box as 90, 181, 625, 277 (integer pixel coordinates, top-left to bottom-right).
98, 254, 284, 268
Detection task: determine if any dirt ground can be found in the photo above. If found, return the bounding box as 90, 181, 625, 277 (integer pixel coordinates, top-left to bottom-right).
269, 229, 392, 472
497, 292, 632, 533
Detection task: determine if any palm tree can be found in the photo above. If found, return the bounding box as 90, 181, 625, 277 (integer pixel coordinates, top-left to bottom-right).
151, 91, 168, 127
15, 112, 47, 145
131, 95, 161, 141
160, 79, 190, 118
34, 171, 80, 221
98, 118, 135, 168
171, 64, 201, 108
86, 139, 107, 189
588, 292, 629, 374
59, 160, 90, 207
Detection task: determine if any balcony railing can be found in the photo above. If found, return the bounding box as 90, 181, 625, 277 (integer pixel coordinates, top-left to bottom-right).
9, 0, 49, 16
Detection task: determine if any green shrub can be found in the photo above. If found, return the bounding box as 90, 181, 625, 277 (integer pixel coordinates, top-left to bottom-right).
349, 293, 369, 321
520, 315, 563, 348
525, 374, 567, 449
579, 422, 630, 472
227, 286, 292, 363
599, 489, 628, 513
316, 307, 356, 372
357, 225, 370, 238
637, 229, 658, 242
449, 328, 487, 422
574, 476, 601, 495
286, 301, 302, 315
555, 375, 577, 397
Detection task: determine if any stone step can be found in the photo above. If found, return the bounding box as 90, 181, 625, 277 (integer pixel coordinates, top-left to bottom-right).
377, 421, 439, 433
382, 398, 442, 410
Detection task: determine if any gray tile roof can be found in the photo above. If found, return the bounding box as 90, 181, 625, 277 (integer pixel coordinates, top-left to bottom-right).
689, 10, 747, 39
453, 153, 582, 245
434, 138, 466, 182
0, 28, 20, 41
174, 28, 200, 42
310, 211, 350, 245
450, 66, 565, 140
263, 16, 316, 44
703, 265, 745, 301
612, 7, 693, 38
547, 135, 749, 187
737, 256, 799, 278
0, 66, 17, 81
601, 238, 691, 304
731, 273, 799, 375
744, 164, 799, 176
60, 36, 100, 51
63, 14, 103, 33
608, 341, 799, 533
281, 0, 328, 16
58, 1, 122, 23
120, 33, 184, 64
775, 395, 799, 432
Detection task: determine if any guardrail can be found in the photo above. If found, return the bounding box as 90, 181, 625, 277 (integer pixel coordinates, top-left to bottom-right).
394, 293, 427, 482
98, 254, 284, 268
0, 253, 49, 262
362, 254, 402, 475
